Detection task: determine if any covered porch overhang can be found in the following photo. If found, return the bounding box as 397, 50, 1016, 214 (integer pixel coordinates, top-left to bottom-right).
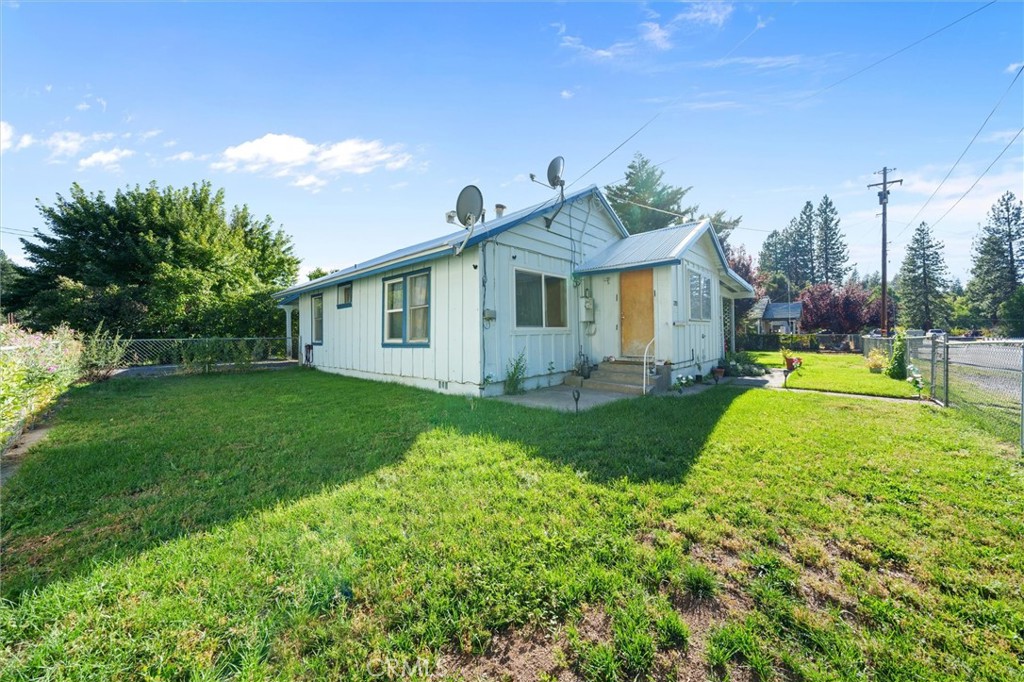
276, 292, 300, 360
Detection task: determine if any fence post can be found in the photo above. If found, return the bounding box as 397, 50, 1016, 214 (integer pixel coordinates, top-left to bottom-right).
1019, 342, 1023, 451
943, 336, 949, 406
930, 340, 936, 401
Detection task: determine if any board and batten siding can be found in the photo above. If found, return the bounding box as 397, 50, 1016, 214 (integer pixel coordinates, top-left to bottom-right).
298, 250, 482, 395
670, 232, 726, 378
480, 195, 623, 395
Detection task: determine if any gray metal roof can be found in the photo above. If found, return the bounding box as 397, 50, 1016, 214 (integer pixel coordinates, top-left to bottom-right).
764, 301, 803, 320
575, 219, 755, 296
275, 185, 627, 302
574, 220, 706, 274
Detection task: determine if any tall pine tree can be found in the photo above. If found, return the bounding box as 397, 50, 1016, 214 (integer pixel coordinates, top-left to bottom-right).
896, 222, 950, 329
790, 201, 817, 286
966, 191, 1024, 324
605, 153, 696, 235
815, 195, 848, 285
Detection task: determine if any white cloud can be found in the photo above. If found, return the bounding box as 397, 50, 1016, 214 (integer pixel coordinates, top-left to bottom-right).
982, 130, 1022, 144
560, 34, 635, 62
211, 133, 414, 188
163, 139, 178, 148
75, 102, 91, 111
168, 151, 199, 162
639, 21, 673, 50
96, 97, 107, 112
0, 121, 13, 153
213, 133, 317, 172
78, 147, 135, 171
138, 129, 162, 141
560, 89, 575, 100
1007, 62, 1024, 74
550, 21, 566, 36
44, 131, 87, 156
291, 174, 327, 192
16, 133, 34, 150
676, 2, 734, 28
44, 84, 52, 93
703, 55, 802, 69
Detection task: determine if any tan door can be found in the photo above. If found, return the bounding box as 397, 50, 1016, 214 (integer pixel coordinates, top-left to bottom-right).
620, 269, 654, 357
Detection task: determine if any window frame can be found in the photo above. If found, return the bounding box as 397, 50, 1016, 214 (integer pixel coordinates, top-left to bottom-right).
688, 269, 714, 322
336, 282, 353, 309
514, 268, 569, 330
311, 294, 324, 345
381, 268, 431, 348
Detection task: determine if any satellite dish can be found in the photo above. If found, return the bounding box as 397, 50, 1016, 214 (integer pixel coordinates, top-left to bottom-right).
455, 185, 484, 228
546, 156, 565, 188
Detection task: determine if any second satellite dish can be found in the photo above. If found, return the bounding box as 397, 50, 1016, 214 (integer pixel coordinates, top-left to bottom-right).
455, 185, 484, 228
547, 156, 565, 188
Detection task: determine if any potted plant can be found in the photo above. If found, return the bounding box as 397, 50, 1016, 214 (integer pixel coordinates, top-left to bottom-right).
712, 361, 726, 382
781, 348, 802, 371
865, 348, 887, 373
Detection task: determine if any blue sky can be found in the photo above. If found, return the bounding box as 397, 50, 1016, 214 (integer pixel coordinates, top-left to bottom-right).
2, 1, 1021, 284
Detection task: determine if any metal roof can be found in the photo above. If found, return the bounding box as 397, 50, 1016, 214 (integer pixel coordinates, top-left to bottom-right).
274, 185, 627, 302
575, 219, 755, 295
764, 302, 803, 320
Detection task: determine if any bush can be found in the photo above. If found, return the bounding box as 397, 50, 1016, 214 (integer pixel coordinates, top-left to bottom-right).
79, 322, 130, 381
866, 348, 887, 372
0, 324, 82, 447
885, 331, 908, 380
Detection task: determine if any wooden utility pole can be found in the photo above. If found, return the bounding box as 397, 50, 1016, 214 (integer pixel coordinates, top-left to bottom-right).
868, 168, 902, 334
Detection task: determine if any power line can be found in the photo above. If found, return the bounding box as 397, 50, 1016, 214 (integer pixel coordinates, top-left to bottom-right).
798, 1, 997, 103
566, 113, 660, 189
616, 199, 776, 233
929, 126, 1023, 230
895, 64, 1024, 242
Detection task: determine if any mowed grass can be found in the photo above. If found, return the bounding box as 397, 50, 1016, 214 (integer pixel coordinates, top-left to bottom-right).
751, 351, 921, 399
2, 369, 1023, 681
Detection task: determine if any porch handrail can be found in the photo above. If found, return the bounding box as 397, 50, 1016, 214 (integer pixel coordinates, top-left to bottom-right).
642, 337, 656, 394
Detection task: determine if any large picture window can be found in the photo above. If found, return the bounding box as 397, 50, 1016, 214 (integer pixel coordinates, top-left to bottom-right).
515, 270, 567, 328
689, 271, 713, 321
382, 270, 430, 346
311, 294, 324, 344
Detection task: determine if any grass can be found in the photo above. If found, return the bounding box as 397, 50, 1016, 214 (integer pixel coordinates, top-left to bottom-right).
2, 368, 1023, 680
751, 350, 921, 399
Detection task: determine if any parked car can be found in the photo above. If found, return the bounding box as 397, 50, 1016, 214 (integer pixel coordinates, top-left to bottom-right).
925, 329, 945, 338
906, 329, 925, 337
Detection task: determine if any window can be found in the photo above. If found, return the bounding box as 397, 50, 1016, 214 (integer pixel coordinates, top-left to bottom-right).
382, 270, 430, 346
688, 271, 713, 321
515, 270, 567, 328
337, 282, 352, 308
311, 294, 324, 344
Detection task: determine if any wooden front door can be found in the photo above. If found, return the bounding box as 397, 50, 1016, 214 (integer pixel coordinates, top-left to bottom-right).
620, 269, 654, 357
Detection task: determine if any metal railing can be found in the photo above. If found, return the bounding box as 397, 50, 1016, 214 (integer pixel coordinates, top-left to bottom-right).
864, 335, 1024, 449
642, 337, 656, 395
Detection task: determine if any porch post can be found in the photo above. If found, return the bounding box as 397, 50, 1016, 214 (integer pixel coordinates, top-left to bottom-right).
284, 307, 293, 359
730, 298, 736, 354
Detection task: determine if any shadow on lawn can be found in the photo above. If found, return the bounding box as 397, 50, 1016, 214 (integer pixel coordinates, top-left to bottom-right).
0, 369, 745, 600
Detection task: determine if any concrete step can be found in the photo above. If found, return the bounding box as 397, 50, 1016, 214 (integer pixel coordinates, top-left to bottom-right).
591, 363, 652, 382
580, 379, 652, 396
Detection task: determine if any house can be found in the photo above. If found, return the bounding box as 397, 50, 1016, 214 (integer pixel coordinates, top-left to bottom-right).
274, 185, 754, 396
748, 297, 803, 334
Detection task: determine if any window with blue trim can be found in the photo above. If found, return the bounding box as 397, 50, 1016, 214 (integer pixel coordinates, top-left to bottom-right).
337, 282, 352, 308
383, 270, 430, 346
311, 294, 324, 344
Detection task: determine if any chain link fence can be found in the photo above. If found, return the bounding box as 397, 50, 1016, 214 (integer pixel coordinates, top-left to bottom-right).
122, 337, 294, 367
864, 335, 1023, 448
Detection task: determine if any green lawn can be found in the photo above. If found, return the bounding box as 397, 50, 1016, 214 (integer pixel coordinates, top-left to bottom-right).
750, 351, 922, 399
2, 369, 1022, 681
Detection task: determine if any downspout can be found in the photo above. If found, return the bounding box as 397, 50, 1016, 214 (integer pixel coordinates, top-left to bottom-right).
479, 239, 489, 392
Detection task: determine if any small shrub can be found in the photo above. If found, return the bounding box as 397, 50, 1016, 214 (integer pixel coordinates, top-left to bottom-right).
885, 331, 907, 380
865, 347, 887, 372
504, 349, 528, 395
577, 642, 618, 682
706, 621, 773, 680
79, 322, 130, 381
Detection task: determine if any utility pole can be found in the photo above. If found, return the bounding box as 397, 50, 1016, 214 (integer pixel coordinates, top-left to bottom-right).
868, 167, 903, 335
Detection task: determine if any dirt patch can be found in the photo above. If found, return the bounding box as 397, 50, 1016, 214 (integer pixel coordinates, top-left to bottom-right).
439, 625, 580, 681
1, 423, 53, 485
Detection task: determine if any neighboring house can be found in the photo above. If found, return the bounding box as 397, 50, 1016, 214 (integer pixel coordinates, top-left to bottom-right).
748, 297, 803, 334
274, 185, 754, 396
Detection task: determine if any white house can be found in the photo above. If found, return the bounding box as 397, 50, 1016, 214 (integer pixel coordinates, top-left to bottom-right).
274, 185, 754, 396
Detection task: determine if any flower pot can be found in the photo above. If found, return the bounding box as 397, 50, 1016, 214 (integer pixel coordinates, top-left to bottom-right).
712, 367, 725, 378
785, 357, 798, 371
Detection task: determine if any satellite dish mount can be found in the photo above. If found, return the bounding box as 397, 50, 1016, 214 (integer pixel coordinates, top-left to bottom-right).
538, 156, 566, 229
452, 185, 484, 256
